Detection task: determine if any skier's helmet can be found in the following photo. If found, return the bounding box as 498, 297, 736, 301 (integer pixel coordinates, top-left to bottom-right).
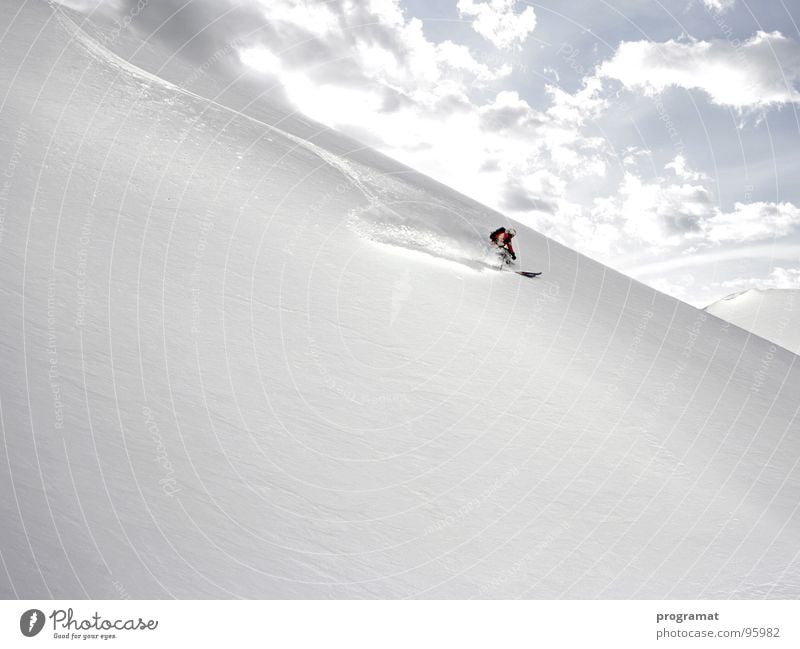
507, 227, 517, 236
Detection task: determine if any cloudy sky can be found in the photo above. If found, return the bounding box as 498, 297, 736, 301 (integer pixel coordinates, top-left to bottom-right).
61, 0, 800, 306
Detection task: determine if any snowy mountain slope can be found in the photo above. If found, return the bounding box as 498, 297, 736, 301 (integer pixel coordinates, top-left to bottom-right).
1, 1, 799, 599
705, 289, 800, 356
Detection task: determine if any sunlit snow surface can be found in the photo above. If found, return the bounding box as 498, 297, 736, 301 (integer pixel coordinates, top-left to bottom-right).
705, 289, 800, 356
1, 2, 799, 599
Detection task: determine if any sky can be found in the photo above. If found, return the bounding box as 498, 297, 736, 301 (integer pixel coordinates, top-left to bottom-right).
57, 0, 800, 306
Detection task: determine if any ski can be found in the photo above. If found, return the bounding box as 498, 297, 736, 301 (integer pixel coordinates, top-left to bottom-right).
515, 271, 542, 278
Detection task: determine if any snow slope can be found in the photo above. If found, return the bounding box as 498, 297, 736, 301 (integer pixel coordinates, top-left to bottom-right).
705, 289, 800, 356
1, 1, 799, 599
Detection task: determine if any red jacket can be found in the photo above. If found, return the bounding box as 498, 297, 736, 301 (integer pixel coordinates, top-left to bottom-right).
494, 231, 515, 255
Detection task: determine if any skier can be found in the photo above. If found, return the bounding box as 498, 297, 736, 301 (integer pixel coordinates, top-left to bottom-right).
489, 226, 517, 262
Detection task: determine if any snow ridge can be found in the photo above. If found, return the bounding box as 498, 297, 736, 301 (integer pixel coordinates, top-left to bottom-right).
705, 289, 800, 354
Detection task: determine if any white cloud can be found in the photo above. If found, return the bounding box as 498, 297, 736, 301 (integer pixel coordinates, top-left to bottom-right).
546, 76, 608, 125
621, 146, 652, 168
262, 0, 341, 36
591, 173, 714, 248
665, 154, 707, 182
702, 0, 735, 12
769, 267, 800, 287
239, 47, 283, 76
704, 202, 800, 243
715, 267, 800, 293
457, 0, 537, 50
598, 31, 800, 108
474, 89, 608, 221
228, 2, 552, 213
500, 168, 564, 213
245, 1, 510, 112
588, 155, 800, 251
435, 40, 512, 82
478, 90, 546, 132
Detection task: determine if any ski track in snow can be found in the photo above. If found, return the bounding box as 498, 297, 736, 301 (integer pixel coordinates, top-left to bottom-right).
348, 205, 503, 272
